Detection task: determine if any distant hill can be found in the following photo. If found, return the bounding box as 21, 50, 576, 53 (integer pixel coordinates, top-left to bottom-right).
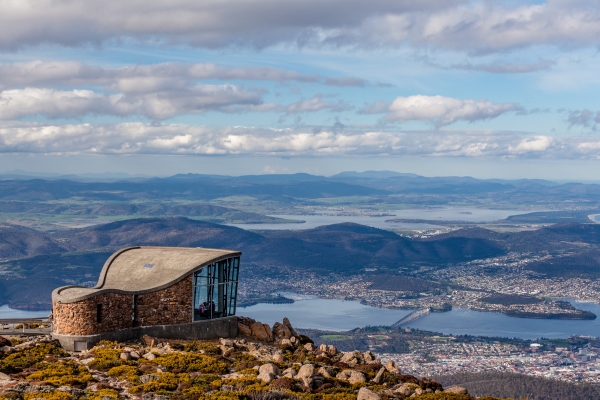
0, 224, 69, 259
0, 218, 506, 309
5, 218, 600, 309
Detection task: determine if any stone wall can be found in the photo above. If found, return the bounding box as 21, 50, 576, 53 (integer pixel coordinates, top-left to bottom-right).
53, 275, 193, 336
53, 292, 132, 336
134, 275, 193, 326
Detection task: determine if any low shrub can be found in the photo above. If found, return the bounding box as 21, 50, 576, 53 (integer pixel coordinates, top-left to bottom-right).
0, 344, 68, 373
152, 353, 228, 374
27, 361, 92, 386
21, 392, 72, 400
129, 372, 180, 393
107, 365, 141, 382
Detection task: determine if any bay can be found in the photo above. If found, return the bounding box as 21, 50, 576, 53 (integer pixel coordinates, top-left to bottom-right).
229, 208, 537, 231
0, 305, 50, 319
238, 296, 600, 339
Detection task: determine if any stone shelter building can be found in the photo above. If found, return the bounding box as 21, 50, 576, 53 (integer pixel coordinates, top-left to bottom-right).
52, 246, 240, 351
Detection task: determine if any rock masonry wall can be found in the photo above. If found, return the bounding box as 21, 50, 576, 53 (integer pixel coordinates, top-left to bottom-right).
134, 275, 193, 327
53, 275, 193, 336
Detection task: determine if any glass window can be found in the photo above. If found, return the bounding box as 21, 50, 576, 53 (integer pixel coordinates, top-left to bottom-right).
193, 257, 239, 321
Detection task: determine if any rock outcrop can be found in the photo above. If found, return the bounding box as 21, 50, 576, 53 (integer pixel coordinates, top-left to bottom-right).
0, 318, 480, 400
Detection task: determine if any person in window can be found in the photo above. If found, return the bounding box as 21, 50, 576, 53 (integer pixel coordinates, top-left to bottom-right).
201, 302, 210, 318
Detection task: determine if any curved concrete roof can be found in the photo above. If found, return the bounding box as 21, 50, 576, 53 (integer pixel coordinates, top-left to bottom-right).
52, 246, 241, 303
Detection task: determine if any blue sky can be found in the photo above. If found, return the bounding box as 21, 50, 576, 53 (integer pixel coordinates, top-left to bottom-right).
0, 0, 600, 179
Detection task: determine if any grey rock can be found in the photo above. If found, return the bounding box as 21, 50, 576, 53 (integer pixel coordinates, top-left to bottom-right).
372, 367, 385, 384
143, 352, 156, 361
444, 386, 468, 395
358, 387, 381, 400
257, 371, 275, 384
258, 363, 280, 376
140, 374, 160, 384
297, 364, 315, 387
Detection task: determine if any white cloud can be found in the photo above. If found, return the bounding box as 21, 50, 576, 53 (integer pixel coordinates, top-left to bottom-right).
362, 95, 517, 127
0, 86, 263, 120
0, 122, 598, 159
0, 1, 598, 53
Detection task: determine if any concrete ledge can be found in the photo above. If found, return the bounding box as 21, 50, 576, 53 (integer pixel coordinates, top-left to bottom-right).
52, 316, 238, 351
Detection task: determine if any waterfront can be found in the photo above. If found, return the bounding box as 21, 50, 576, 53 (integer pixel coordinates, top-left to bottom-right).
238, 295, 600, 339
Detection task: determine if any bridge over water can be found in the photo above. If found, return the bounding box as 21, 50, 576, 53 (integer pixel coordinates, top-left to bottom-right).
390, 308, 430, 328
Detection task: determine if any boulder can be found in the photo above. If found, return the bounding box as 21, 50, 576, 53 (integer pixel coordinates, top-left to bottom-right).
257, 371, 275, 384
297, 364, 315, 387
250, 322, 272, 342
120, 352, 132, 360
263, 323, 274, 341
304, 343, 315, 352
385, 360, 400, 374
143, 353, 156, 361
358, 387, 381, 400
393, 385, 413, 397
238, 323, 252, 337
258, 363, 280, 377
280, 338, 292, 346
0, 336, 11, 347
317, 366, 334, 378
272, 352, 284, 363
348, 370, 367, 384
0, 372, 12, 381
363, 351, 375, 363
15, 341, 35, 350
336, 369, 366, 384
140, 374, 160, 384
444, 386, 468, 395
142, 335, 156, 347
283, 317, 298, 337
372, 367, 385, 384
129, 351, 141, 359
340, 352, 354, 363
282, 368, 296, 378
272, 322, 292, 339
219, 338, 234, 347
319, 344, 328, 353
0, 346, 15, 354
326, 344, 337, 356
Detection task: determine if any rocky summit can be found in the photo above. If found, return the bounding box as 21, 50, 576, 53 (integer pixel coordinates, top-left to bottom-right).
0, 317, 495, 400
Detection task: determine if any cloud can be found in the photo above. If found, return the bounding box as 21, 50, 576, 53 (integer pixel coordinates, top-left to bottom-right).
0, 122, 598, 159
361, 95, 517, 127
323, 77, 367, 87
0, 86, 263, 120
0, 88, 352, 120
0, 61, 373, 90
284, 96, 351, 114
419, 55, 555, 73
567, 109, 600, 129
0, 1, 598, 54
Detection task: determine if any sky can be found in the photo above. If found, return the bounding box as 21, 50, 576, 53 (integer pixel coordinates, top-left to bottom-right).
1, 0, 600, 179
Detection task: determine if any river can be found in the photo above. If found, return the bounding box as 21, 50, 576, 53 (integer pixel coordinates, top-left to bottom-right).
238, 295, 600, 339
229, 207, 535, 231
